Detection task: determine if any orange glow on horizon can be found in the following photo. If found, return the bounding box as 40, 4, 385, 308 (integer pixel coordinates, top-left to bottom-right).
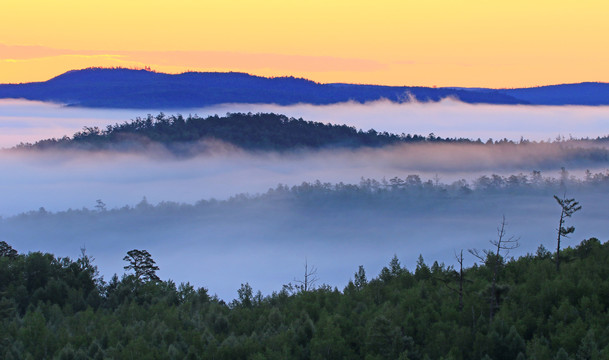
1, 0, 608, 88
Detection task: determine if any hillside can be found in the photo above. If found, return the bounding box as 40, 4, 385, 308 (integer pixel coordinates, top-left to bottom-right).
0, 68, 526, 108
497, 82, 609, 106
2, 68, 608, 108
13, 112, 609, 170
1, 235, 608, 359
15, 112, 466, 152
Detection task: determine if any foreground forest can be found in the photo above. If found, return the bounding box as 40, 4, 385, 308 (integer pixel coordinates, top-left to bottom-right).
1, 234, 608, 359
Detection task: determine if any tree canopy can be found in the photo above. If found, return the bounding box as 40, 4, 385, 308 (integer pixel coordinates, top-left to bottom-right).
1, 235, 608, 359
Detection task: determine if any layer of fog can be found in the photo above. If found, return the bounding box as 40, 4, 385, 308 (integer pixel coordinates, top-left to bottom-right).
2, 98, 609, 300
2, 179, 607, 301
2, 142, 608, 216
3, 98, 609, 148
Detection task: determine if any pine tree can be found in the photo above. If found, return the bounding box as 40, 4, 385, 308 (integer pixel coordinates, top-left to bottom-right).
0, 241, 18, 259
554, 194, 582, 271
123, 249, 160, 282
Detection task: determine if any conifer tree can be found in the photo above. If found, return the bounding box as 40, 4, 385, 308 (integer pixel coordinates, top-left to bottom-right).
554, 194, 582, 271
0, 241, 18, 259
123, 249, 160, 282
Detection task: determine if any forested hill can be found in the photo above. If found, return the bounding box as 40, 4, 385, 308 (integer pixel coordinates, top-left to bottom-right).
16, 112, 466, 152
0, 67, 526, 108
2, 68, 608, 108
15, 113, 609, 163
497, 82, 609, 106
1, 237, 609, 359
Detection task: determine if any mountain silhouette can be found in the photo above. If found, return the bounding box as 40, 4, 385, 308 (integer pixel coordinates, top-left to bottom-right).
497, 82, 609, 105
0, 68, 606, 108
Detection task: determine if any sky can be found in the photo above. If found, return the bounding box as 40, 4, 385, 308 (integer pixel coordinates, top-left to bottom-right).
1, 0, 608, 87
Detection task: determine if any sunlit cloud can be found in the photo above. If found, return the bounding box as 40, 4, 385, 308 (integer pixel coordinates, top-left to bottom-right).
0, 44, 387, 83
1, 44, 607, 87
0, 43, 72, 60
0, 54, 145, 84
119, 50, 386, 73
3, 1, 609, 87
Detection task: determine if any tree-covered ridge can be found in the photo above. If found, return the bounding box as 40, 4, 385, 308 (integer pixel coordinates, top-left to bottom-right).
3, 68, 609, 108
13, 112, 609, 159
1, 234, 608, 359
16, 112, 450, 152
0, 67, 527, 108
6, 169, 608, 220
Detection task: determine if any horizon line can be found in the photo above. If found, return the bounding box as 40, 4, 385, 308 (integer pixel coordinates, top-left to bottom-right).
2, 66, 608, 91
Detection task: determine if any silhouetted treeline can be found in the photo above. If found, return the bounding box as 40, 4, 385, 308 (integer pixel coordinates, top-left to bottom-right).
4, 68, 609, 108
16, 112, 470, 152
0, 67, 527, 108
1, 236, 609, 359
5, 169, 607, 221
13, 113, 609, 163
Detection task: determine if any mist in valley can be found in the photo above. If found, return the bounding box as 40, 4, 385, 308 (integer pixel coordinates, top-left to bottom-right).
2, 161, 608, 300
1, 99, 609, 300
3, 98, 609, 148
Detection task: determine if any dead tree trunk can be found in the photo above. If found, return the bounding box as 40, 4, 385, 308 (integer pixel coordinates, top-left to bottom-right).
456, 250, 464, 312
294, 258, 318, 292
469, 215, 519, 323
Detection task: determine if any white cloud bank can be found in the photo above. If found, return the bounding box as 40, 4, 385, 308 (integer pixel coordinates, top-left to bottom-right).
2, 98, 609, 148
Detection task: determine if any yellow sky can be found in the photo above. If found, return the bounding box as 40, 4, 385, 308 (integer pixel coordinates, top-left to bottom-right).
1, 0, 608, 87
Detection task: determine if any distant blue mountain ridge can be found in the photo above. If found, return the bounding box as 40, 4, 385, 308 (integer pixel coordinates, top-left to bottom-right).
0, 68, 607, 108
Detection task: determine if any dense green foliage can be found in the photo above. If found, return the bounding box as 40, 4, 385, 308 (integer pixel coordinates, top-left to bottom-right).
2, 236, 609, 359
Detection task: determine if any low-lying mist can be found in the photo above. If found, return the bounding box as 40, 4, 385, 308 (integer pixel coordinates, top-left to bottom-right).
2, 98, 609, 300
2, 141, 608, 216
3, 98, 609, 148
2, 166, 608, 300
